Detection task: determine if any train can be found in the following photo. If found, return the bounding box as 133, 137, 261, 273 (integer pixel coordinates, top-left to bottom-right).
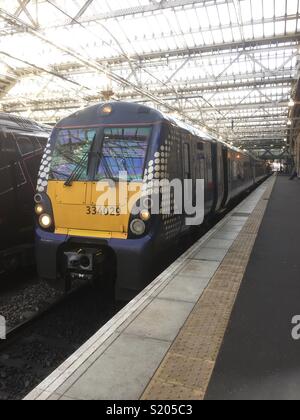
34, 102, 270, 300
0, 113, 50, 273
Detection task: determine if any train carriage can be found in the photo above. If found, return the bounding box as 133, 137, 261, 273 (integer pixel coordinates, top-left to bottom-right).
0, 114, 50, 272
34, 102, 269, 300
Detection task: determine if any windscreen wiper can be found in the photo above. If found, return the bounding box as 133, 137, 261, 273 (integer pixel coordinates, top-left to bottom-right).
64, 133, 98, 187
64, 151, 90, 187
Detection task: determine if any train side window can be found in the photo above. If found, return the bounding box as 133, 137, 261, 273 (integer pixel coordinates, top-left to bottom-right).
0, 135, 17, 165
183, 143, 191, 179
0, 135, 17, 196
233, 160, 238, 180
196, 142, 205, 179
16, 136, 36, 156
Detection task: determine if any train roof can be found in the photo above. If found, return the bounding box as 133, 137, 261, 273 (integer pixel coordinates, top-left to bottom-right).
56, 101, 214, 140
0, 113, 50, 135
55, 101, 257, 159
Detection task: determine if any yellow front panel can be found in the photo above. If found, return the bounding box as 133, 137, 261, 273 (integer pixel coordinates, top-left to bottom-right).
55, 182, 88, 205
47, 181, 143, 239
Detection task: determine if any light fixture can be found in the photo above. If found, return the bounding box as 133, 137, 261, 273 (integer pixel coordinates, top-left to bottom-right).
289, 99, 295, 107
100, 104, 113, 115
34, 194, 43, 204
140, 210, 151, 222
39, 214, 52, 229
35, 204, 44, 215
130, 219, 146, 236
287, 119, 292, 126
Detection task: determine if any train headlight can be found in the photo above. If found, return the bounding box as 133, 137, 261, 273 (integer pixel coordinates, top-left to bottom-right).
140, 210, 151, 222
35, 204, 44, 215
39, 214, 52, 229
130, 219, 146, 236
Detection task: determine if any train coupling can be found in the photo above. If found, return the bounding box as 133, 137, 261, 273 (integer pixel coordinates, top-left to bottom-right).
64, 248, 106, 283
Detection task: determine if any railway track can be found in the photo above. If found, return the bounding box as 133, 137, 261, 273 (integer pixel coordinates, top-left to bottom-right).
0, 283, 122, 400
1, 286, 84, 349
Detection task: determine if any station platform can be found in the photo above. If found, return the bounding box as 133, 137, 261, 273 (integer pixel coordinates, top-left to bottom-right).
24, 174, 298, 401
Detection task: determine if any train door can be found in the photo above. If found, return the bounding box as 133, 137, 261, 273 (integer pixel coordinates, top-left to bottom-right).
183, 142, 191, 179
183, 138, 192, 230
216, 143, 225, 211
211, 142, 220, 213
221, 145, 230, 207
195, 140, 210, 217
251, 157, 256, 183
205, 142, 215, 214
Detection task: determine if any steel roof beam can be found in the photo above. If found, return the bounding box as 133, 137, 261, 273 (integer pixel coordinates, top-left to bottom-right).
1, 96, 290, 112
0, 7, 218, 134
189, 102, 289, 111
51, 0, 227, 23
17, 44, 295, 73
14, 0, 31, 19
98, 35, 300, 63
14, 62, 294, 91
120, 74, 295, 96
72, 0, 95, 21
16, 0, 38, 28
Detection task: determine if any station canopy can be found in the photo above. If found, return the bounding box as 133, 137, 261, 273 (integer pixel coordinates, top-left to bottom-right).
0, 0, 299, 154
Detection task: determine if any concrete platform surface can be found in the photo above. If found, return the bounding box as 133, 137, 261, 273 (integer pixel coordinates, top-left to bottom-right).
25, 177, 274, 401
206, 175, 300, 401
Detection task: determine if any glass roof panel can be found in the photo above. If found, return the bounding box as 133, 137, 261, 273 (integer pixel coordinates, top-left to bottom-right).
0, 0, 298, 148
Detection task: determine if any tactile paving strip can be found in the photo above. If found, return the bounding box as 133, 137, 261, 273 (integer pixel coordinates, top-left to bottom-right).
141, 178, 276, 400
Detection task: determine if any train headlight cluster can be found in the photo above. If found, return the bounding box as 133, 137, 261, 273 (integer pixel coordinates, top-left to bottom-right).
130, 219, 146, 236
39, 214, 52, 229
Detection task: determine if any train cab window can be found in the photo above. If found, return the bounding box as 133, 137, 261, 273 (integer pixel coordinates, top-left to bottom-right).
183, 143, 191, 179
95, 127, 151, 182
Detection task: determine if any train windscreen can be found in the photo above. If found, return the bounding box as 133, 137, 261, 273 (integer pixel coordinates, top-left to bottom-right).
95, 127, 151, 182
49, 128, 97, 181
49, 126, 151, 182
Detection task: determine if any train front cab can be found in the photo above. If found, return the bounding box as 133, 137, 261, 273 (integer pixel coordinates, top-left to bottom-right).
0, 128, 48, 270
35, 107, 226, 300
35, 102, 268, 300
35, 121, 165, 300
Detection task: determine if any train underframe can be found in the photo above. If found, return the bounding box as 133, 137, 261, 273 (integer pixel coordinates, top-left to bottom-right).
36, 228, 155, 301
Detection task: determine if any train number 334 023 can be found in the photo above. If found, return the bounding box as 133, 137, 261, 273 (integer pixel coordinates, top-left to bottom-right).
86, 206, 121, 216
